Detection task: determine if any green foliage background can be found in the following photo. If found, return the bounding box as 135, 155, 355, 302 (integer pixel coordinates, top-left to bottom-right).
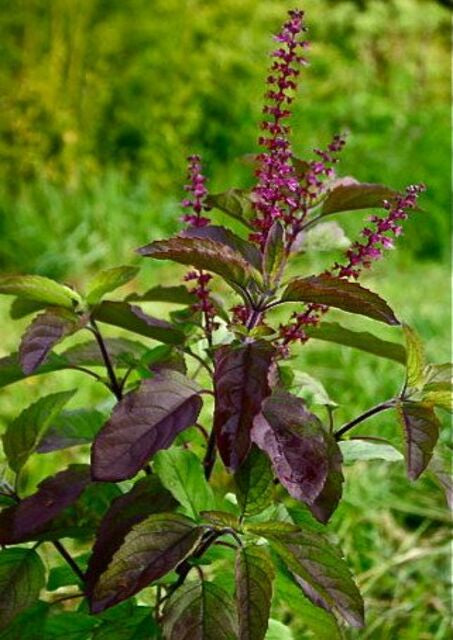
0, 0, 450, 638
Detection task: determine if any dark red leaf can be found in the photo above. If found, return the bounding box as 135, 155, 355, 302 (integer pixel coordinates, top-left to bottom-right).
92, 301, 185, 344
89, 513, 203, 613
85, 475, 177, 596
0, 465, 91, 544
252, 391, 343, 522
321, 180, 397, 215
397, 401, 441, 480
19, 309, 82, 374
182, 225, 262, 270
282, 274, 399, 325
92, 370, 202, 481
214, 341, 275, 471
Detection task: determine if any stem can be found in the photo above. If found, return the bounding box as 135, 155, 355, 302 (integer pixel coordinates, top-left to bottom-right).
68, 365, 104, 383
89, 319, 123, 400
335, 399, 396, 440
203, 428, 217, 480
52, 541, 85, 584
184, 348, 214, 377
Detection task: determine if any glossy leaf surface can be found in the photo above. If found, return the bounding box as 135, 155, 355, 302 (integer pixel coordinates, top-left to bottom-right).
92, 371, 202, 481
282, 275, 399, 325
321, 180, 396, 216
86, 265, 139, 305
0, 274, 81, 309
214, 341, 275, 471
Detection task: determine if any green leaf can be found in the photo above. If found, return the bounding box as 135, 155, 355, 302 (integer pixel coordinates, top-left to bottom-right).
236, 545, 274, 640
0, 275, 81, 309
262, 222, 285, 287
305, 321, 406, 364
154, 447, 215, 519
0, 602, 49, 640
339, 439, 404, 463
3, 389, 76, 472
92, 300, 185, 344
47, 555, 89, 590
92, 607, 159, 640
200, 510, 239, 530
282, 274, 399, 325
0, 548, 46, 630
321, 179, 396, 216
279, 368, 337, 407
43, 612, 98, 640
397, 401, 441, 480
258, 527, 364, 628
403, 324, 426, 392
235, 446, 274, 518
126, 285, 196, 305
205, 188, 255, 229
37, 409, 106, 452
422, 363, 453, 412
162, 580, 238, 640
137, 235, 263, 291
10, 298, 47, 320
265, 620, 294, 640
90, 513, 203, 613
86, 266, 139, 306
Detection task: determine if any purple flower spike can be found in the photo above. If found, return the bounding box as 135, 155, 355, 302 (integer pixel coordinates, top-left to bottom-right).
181, 154, 211, 228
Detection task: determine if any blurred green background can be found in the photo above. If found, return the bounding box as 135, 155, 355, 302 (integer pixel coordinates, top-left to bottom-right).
0, 0, 451, 638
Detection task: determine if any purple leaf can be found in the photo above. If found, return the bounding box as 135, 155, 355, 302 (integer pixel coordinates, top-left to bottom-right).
137, 235, 262, 290
85, 475, 177, 597
214, 341, 275, 471
236, 545, 274, 640
182, 224, 262, 270
92, 300, 185, 344
19, 309, 83, 374
0, 465, 91, 544
321, 180, 397, 216
89, 513, 203, 613
91, 370, 202, 481
259, 526, 364, 628
282, 274, 399, 325
397, 401, 441, 480
125, 285, 196, 305
252, 391, 343, 522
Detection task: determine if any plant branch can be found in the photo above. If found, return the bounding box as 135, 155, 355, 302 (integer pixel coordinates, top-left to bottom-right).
203, 428, 217, 480
52, 541, 86, 584
89, 319, 123, 400
184, 347, 214, 377
335, 399, 396, 440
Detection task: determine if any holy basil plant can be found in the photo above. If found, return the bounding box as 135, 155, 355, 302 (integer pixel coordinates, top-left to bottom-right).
0, 9, 450, 640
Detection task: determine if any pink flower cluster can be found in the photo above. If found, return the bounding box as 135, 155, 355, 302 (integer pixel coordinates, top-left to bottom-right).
279, 184, 425, 348
333, 184, 426, 279
250, 10, 309, 248
181, 155, 211, 228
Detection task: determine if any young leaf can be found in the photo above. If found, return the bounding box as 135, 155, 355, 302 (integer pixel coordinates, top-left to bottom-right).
0, 602, 49, 640
85, 475, 177, 597
282, 275, 399, 325
47, 554, 89, 590
43, 612, 98, 640
137, 235, 262, 291
85, 265, 139, 306
262, 221, 285, 287
89, 513, 204, 613
265, 620, 294, 640
0, 274, 81, 309
236, 545, 274, 640
19, 308, 83, 374
126, 285, 196, 305
92, 607, 159, 640
397, 401, 441, 480
92, 371, 202, 481
279, 369, 337, 407
183, 224, 262, 271
153, 447, 215, 519
261, 527, 364, 628
321, 180, 396, 216
403, 324, 426, 392
422, 363, 453, 411
214, 341, 275, 471
305, 321, 406, 364
37, 409, 106, 452
0, 548, 46, 630
162, 580, 238, 640
235, 445, 274, 518
339, 439, 404, 463
0, 465, 91, 544
205, 188, 255, 229
252, 391, 343, 523
3, 389, 76, 472
92, 300, 185, 344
